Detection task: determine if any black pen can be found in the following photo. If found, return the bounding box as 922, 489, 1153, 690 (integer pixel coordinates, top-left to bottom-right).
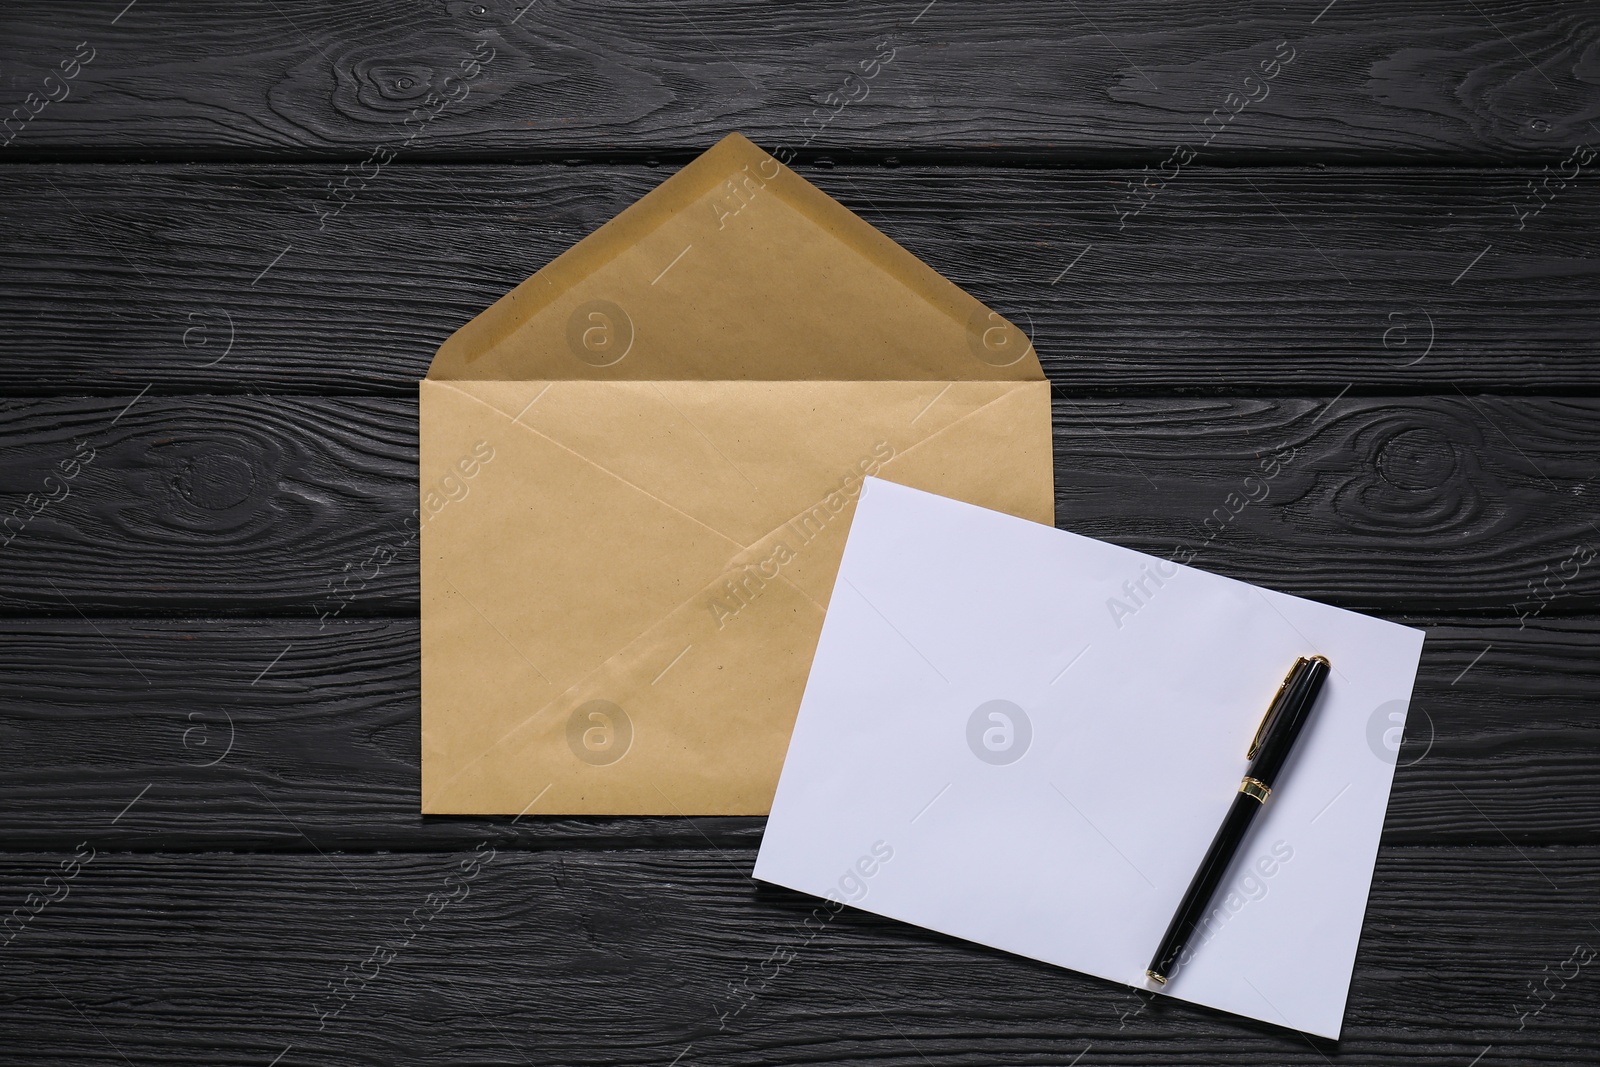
1146, 655, 1332, 985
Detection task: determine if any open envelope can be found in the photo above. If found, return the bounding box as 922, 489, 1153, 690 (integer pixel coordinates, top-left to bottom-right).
420, 133, 1054, 815
755, 479, 1426, 1038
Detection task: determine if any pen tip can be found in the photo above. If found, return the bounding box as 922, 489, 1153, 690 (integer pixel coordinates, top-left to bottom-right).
1146, 969, 1168, 985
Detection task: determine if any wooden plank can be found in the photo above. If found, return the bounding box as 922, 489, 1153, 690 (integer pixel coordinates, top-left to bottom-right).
0, 847, 1594, 1064
1, 2, 1596, 163
1, 165, 1596, 394
0, 617, 761, 852
1, 393, 1596, 615
0, 611, 1594, 851
0, 395, 416, 613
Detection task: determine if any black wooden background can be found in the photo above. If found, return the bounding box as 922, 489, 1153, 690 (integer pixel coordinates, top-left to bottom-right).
2, 2, 1598, 1064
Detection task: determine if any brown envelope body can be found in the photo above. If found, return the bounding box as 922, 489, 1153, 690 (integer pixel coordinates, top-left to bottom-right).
421, 133, 1053, 815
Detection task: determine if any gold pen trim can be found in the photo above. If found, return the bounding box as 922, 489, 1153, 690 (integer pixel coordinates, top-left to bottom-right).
1146, 969, 1168, 985
1240, 776, 1271, 803
1247, 663, 1298, 759
1247, 655, 1328, 759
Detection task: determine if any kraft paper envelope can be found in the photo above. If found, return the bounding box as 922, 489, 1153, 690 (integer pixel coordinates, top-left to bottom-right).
755, 478, 1425, 1038
420, 132, 1053, 815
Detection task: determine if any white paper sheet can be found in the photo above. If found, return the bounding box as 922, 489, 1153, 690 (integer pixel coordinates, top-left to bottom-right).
754, 478, 1425, 1038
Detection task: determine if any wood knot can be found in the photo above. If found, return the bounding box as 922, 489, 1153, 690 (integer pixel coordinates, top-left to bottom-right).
352, 60, 446, 114
176, 452, 256, 511
1328, 407, 1490, 541
1376, 427, 1457, 491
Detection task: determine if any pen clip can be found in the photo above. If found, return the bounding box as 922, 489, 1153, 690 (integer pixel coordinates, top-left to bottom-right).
1248, 657, 1307, 760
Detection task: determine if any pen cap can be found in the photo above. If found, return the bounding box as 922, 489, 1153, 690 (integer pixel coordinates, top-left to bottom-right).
1246, 656, 1331, 787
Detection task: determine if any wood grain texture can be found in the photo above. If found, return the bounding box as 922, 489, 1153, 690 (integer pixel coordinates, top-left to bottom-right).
0, 847, 1595, 1065
0, 618, 762, 852
0, 395, 415, 613
2, 394, 1595, 614
0, 165, 1596, 394
1, 1, 1596, 163
0, 614, 1594, 851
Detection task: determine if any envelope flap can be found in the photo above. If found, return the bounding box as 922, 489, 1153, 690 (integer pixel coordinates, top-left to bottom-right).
426, 132, 1041, 382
